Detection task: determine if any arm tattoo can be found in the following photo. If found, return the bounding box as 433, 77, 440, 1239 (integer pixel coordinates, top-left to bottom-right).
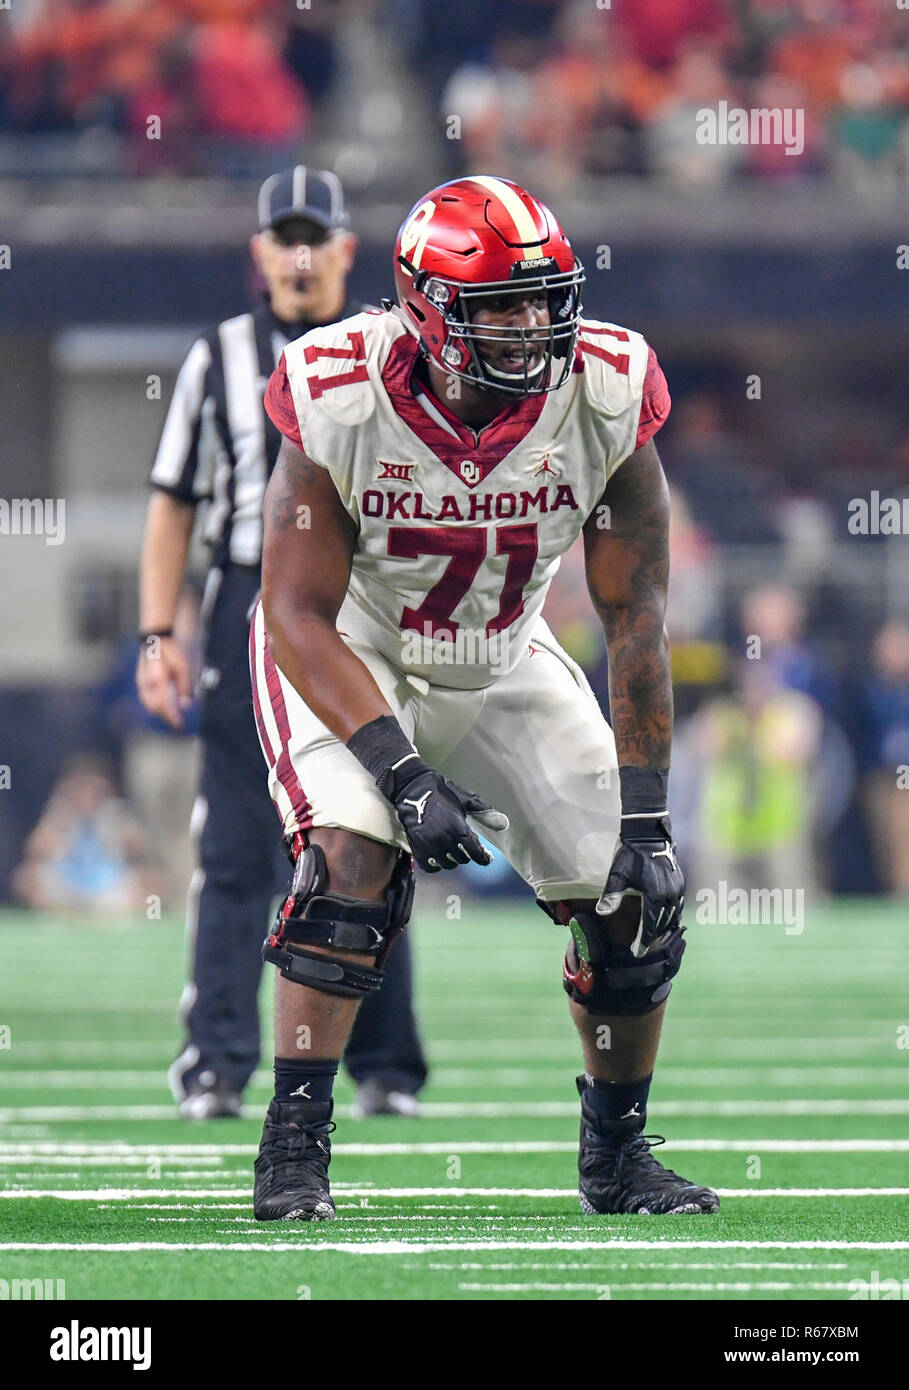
584, 445, 673, 769
269, 451, 321, 530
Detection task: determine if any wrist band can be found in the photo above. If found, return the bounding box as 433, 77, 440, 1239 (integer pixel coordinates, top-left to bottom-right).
138, 628, 174, 643
618, 765, 668, 816
347, 715, 424, 797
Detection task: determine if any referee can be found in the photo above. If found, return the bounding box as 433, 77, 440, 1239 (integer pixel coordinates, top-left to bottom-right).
136, 168, 428, 1120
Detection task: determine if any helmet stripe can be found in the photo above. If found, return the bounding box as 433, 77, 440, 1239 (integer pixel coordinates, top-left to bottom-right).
465, 176, 545, 259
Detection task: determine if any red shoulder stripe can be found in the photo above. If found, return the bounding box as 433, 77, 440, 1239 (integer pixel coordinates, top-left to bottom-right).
265, 353, 305, 451
635, 344, 671, 450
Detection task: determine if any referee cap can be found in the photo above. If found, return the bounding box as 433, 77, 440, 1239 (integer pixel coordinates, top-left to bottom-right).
257, 166, 350, 233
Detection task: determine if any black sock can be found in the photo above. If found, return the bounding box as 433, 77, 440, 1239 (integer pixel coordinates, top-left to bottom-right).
274, 1057, 339, 1105
584, 1072, 653, 1123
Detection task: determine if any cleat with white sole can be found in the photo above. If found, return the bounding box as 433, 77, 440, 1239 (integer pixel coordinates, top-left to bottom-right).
577, 1075, 719, 1216
254, 1098, 336, 1221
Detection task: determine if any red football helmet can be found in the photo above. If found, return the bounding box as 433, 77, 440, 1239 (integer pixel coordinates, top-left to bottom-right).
392, 176, 585, 396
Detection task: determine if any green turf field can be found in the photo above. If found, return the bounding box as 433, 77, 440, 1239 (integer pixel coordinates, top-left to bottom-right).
1, 899, 907, 1301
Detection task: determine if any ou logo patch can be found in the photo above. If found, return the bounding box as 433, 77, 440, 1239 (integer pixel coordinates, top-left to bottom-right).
459, 459, 481, 485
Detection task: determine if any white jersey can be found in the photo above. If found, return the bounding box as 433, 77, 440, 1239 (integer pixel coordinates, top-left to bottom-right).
265, 307, 667, 689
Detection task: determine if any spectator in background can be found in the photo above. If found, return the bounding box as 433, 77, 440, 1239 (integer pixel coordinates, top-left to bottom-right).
737, 0, 805, 78
769, 0, 862, 116
861, 620, 909, 895
615, 0, 732, 72
530, 7, 668, 184
666, 486, 722, 643
13, 755, 157, 915
830, 51, 909, 195
665, 394, 781, 544
644, 39, 739, 186
127, 26, 198, 174
740, 583, 837, 712
738, 581, 868, 896
129, 10, 309, 175
744, 70, 823, 177
440, 33, 546, 188
692, 654, 823, 896
191, 15, 309, 171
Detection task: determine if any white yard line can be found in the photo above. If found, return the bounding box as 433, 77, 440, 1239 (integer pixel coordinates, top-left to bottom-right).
2, 1186, 907, 1200
4, 1043, 176, 1061
0, 1189, 250, 1199
457, 1281, 858, 1293
0, 1155, 229, 1166
428, 1036, 901, 1061
406, 1068, 909, 1088
2, 1065, 908, 1088
436, 1261, 850, 1270
0, 1239, 907, 1254
4, 1036, 897, 1064
2, 1138, 909, 1156
2, 1100, 909, 1121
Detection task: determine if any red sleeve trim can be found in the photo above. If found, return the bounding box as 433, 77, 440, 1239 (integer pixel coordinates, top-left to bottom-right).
265, 353, 304, 450
635, 344, 671, 451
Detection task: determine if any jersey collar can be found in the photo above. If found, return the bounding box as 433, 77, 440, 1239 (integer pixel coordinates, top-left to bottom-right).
380, 333, 547, 489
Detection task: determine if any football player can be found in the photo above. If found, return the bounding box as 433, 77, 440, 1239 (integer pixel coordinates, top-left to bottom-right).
249, 176, 719, 1219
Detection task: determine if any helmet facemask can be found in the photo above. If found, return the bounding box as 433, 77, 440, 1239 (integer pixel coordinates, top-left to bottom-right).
417, 260, 586, 397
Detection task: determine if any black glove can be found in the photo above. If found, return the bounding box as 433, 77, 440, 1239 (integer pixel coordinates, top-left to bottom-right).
596, 814, 685, 958
388, 761, 508, 873
346, 715, 508, 874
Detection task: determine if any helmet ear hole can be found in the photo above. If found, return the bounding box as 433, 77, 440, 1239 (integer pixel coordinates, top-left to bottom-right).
405, 300, 426, 323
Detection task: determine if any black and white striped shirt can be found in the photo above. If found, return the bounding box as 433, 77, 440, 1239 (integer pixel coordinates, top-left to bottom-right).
149, 299, 360, 569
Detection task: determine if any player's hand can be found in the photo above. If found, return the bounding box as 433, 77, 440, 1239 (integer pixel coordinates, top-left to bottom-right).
390, 764, 509, 873
596, 815, 684, 958
135, 636, 193, 730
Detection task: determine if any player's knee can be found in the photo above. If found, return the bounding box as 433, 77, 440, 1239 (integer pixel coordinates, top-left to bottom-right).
562, 895, 641, 953
541, 899, 685, 1015
307, 827, 398, 901
263, 832, 413, 999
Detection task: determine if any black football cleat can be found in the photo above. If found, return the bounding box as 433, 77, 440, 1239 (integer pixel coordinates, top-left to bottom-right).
576, 1076, 719, 1216
253, 1098, 336, 1221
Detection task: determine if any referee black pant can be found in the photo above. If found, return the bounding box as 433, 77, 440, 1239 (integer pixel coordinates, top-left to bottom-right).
171, 564, 429, 1099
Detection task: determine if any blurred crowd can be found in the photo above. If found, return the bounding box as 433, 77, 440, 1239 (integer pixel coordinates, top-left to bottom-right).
3, 0, 909, 188
430, 0, 909, 191
0, 0, 351, 173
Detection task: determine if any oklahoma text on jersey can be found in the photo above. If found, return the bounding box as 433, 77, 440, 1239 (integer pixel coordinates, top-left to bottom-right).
264, 306, 669, 691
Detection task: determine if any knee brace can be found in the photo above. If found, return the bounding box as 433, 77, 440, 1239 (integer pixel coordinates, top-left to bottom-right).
263, 837, 414, 999
539, 900, 685, 1015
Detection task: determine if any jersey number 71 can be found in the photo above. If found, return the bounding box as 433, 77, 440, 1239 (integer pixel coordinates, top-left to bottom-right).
387, 524, 538, 638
